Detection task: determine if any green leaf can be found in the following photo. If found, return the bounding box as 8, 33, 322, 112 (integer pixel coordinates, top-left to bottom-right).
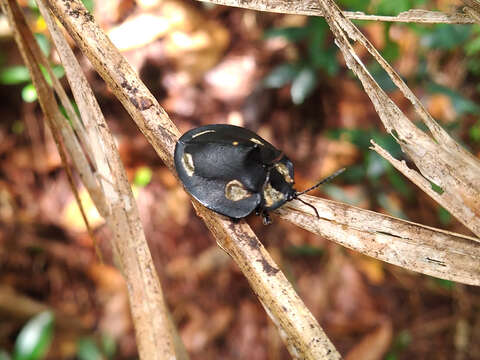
286, 244, 323, 257
307, 18, 338, 74
58, 101, 79, 123
81, 0, 95, 12
372, 132, 403, 158
39, 66, 52, 86
377, 192, 408, 219
27, 0, 38, 11
134, 166, 153, 187
0, 66, 31, 85
369, 62, 397, 92
384, 354, 397, 360
366, 152, 389, 179
465, 35, 480, 55
428, 82, 480, 115
376, 0, 410, 15
323, 184, 365, 206
11, 121, 25, 134
0, 350, 11, 360
77, 338, 102, 360
467, 57, 480, 76
381, 36, 400, 63
433, 277, 454, 289
429, 181, 444, 195
263, 64, 299, 89
469, 120, 480, 142
34, 34, 50, 57
309, 16, 328, 35
437, 207, 451, 225
395, 330, 412, 349
386, 330, 411, 359
341, 164, 365, 182
13, 311, 54, 360
422, 24, 472, 50
100, 334, 116, 359
386, 168, 411, 198
337, 0, 370, 12
309, 46, 338, 75
412, 0, 427, 6
38, 64, 65, 86
340, 129, 372, 149
51, 65, 65, 80
21, 84, 38, 103
290, 67, 317, 104
264, 27, 309, 42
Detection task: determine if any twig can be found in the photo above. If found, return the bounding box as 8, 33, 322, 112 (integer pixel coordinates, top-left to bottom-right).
198, 0, 475, 24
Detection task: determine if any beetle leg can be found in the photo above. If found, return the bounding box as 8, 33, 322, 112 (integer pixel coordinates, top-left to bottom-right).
261, 211, 272, 225
254, 204, 271, 225
254, 207, 271, 225
262, 168, 272, 189
230, 217, 241, 224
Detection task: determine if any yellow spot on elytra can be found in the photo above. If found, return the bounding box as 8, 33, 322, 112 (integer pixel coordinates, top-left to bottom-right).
192, 129, 215, 138
250, 138, 263, 146
182, 153, 194, 176
225, 180, 252, 201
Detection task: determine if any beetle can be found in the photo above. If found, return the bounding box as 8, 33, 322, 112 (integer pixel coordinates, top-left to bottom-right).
174, 124, 344, 225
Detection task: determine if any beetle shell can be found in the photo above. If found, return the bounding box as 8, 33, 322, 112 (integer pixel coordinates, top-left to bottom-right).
174, 124, 296, 219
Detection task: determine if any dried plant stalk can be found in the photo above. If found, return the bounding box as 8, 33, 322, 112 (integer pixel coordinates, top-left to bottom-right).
0, 0, 108, 214
198, 209, 341, 359
198, 0, 474, 23
2, 0, 186, 357
312, 0, 480, 238
35, 0, 188, 358
277, 196, 480, 286
462, 1, 480, 23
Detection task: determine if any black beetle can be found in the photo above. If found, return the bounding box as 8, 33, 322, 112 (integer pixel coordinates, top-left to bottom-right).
174, 124, 344, 224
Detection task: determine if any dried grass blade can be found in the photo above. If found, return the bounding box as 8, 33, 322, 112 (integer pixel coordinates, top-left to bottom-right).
277, 196, 480, 286
316, 0, 480, 237
35, 0, 187, 357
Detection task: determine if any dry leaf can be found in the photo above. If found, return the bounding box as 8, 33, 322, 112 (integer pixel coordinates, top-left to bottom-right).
345, 320, 393, 360
354, 256, 385, 285
204, 55, 257, 101
61, 188, 105, 232
108, 13, 170, 51
428, 94, 456, 123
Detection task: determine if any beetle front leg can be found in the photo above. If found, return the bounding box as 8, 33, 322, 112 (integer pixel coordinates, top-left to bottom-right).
254, 206, 271, 225
261, 211, 272, 225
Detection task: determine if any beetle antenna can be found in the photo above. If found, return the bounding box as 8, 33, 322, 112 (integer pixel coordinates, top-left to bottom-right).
295, 168, 346, 197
